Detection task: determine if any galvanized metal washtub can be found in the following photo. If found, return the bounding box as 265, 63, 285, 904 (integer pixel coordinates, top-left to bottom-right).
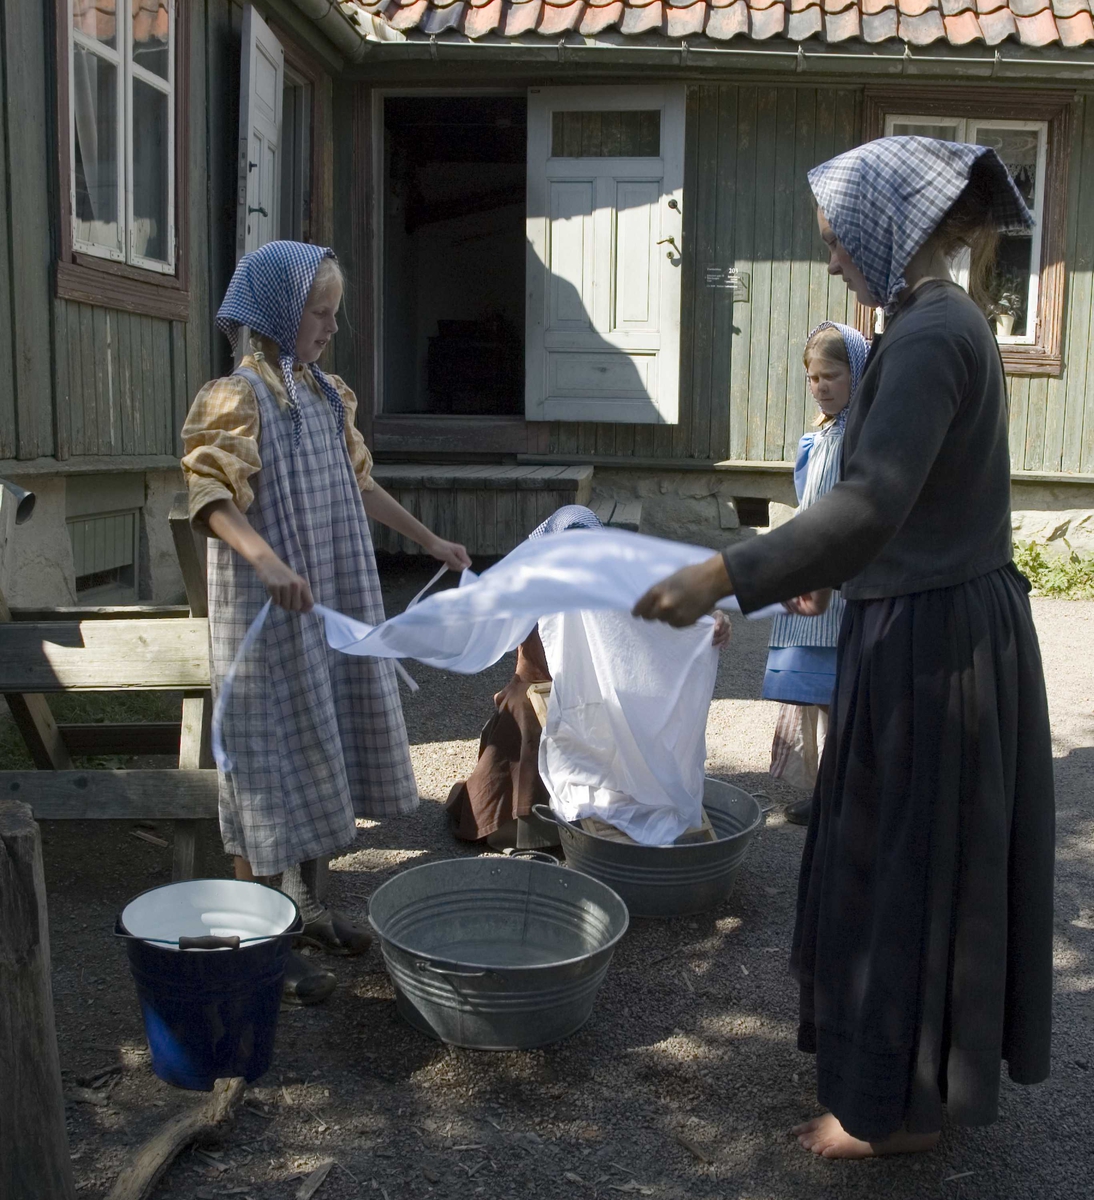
367, 854, 629, 1050
532, 777, 763, 919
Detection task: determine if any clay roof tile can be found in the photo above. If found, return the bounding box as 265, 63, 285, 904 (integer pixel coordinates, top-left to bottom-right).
1057, 8, 1094, 38
1014, 8, 1066, 38
619, 0, 664, 30
463, 0, 504, 34
787, 6, 826, 36
899, 8, 949, 38
750, 0, 788, 35
942, 8, 987, 36
860, 0, 898, 14
861, 6, 902, 35
386, 0, 430, 28
704, 1, 751, 36
825, 5, 864, 35
897, 0, 941, 17
577, 0, 623, 26
420, 0, 465, 29
665, 1, 709, 33
536, 0, 585, 32
501, 0, 544, 32
977, 5, 1019, 36
1052, 0, 1092, 16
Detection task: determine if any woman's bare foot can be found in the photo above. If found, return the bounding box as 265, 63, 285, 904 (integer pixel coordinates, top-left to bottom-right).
792, 1113, 940, 1160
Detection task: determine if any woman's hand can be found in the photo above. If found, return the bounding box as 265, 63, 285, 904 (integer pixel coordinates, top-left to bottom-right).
426, 536, 472, 572
255, 554, 314, 612
711, 610, 732, 650
782, 589, 832, 617
632, 554, 732, 628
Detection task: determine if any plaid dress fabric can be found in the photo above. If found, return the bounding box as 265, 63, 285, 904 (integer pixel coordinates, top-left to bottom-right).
210, 367, 418, 876
808, 137, 1034, 311
527, 505, 603, 539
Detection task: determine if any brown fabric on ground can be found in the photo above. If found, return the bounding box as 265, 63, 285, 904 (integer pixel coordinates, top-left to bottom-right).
445, 629, 551, 841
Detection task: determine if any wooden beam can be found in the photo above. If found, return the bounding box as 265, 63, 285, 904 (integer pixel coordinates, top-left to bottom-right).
0, 620, 211, 692
0, 801, 77, 1200
9, 605, 192, 622
0, 770, 219, 821
169, 493, 208, 618
0, 586, 74, 771
173, 691, 214, 881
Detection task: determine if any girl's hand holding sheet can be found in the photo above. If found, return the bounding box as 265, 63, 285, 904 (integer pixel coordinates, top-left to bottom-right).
712, 609, 732, 649
426, 536, 472, 572
255, 553, 314, 612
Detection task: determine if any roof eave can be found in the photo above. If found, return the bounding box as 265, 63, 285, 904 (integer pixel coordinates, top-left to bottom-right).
346, 31, 1094, 80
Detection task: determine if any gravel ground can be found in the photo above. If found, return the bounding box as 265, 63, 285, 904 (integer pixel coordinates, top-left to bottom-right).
33, 562, 1094, 1200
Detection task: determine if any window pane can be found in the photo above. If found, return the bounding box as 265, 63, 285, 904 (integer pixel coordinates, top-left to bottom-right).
890, 122, 960, 140
974, 127, 1039, 208
976, 127, 1041, 341
131, 78, 169, 263
131, 0, 170, 80
72, 43, 122, 254
552, 111, 661, 157
73, 0, 118, 50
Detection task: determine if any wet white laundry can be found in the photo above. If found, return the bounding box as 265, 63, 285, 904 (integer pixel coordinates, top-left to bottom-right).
213, 529, 784, 769
538, 609, 719, 846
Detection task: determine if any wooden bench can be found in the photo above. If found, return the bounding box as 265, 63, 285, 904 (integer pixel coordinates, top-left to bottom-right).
370, 463, 594, 556
0, 496, 216, 880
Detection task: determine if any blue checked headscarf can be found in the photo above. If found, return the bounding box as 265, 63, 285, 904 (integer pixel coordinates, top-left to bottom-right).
808, 137, 1034, 313
216, 240, 345, 449
806, 321, 869, 399
527, 505, 603, 540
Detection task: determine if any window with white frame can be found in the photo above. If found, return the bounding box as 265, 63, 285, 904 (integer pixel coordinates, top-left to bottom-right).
69, 0, 175, 273
885, 116, 1047, 345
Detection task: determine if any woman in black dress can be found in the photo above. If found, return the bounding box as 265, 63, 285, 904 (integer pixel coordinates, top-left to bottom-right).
634, 137, 1054, 1159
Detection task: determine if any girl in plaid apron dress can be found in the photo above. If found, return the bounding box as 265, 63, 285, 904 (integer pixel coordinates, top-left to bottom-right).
764, 322, 867, 825
182, 241, 469, 1003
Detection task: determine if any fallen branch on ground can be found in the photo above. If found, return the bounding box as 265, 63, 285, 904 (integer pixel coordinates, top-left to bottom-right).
106, 1076, 246, 1200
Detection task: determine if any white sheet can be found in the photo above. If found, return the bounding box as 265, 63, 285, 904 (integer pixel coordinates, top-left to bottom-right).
213, 528, 784, 769
538, 610, 718, 845
314, 528, 782, 673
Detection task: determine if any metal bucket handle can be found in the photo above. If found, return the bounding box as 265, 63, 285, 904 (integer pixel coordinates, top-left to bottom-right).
506, 848, 560, 865
415, 961, 490, 980
530, 804, 562, 826
114, 914, 303, 949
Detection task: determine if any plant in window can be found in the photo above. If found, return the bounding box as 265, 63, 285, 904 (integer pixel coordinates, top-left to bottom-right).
990, 267, 1027, 338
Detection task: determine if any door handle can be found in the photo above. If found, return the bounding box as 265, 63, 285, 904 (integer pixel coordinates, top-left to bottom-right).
656, 236, 679, 251
248, 205, 268, 217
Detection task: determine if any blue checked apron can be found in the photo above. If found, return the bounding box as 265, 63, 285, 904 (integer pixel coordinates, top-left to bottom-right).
208, 366, 418, 877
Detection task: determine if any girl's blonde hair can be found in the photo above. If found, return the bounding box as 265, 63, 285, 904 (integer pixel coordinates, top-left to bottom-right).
803, 326, 851, 427
247, 256, 346, 407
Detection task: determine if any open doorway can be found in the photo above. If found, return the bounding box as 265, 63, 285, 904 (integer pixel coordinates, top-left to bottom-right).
382, 95, 526, 416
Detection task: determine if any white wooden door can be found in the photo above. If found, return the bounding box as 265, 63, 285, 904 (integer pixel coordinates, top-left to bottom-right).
526, 86, 685, 424
235, 4, 283, 258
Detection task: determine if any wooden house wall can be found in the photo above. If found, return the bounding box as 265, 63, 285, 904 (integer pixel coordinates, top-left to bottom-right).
1008, 93, 1094, 475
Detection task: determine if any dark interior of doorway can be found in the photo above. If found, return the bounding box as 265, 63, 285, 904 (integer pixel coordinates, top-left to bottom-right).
383, 95, 526, 416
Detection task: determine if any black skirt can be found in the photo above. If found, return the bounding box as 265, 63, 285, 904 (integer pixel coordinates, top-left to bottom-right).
791, 563, 1055, 1141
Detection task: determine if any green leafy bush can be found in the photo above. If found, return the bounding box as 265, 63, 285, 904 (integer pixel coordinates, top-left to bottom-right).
1013, 540, 1094, 600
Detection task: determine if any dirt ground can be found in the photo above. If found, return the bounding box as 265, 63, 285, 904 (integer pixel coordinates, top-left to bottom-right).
31, 564, 1094, 1200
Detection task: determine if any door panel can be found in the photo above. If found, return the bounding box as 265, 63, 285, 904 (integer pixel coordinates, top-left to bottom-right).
236, 5, 283, 258
547, 180, 595, 331
526, 85, 685, 424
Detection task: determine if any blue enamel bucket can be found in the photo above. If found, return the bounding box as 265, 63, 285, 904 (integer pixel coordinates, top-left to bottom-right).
117, 880, 300, 1091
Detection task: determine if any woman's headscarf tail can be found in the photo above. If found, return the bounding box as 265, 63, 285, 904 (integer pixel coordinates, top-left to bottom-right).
807, 321, 869, 396
808, 137, 1034, 313
215, 240, 345, 448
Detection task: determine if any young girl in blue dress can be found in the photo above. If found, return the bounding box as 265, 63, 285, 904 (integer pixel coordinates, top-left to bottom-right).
764, 322, 867, 824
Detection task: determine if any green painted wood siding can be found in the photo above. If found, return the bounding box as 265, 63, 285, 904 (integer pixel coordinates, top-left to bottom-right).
1009, 93, 1094, 475
0, 1, 232, 464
